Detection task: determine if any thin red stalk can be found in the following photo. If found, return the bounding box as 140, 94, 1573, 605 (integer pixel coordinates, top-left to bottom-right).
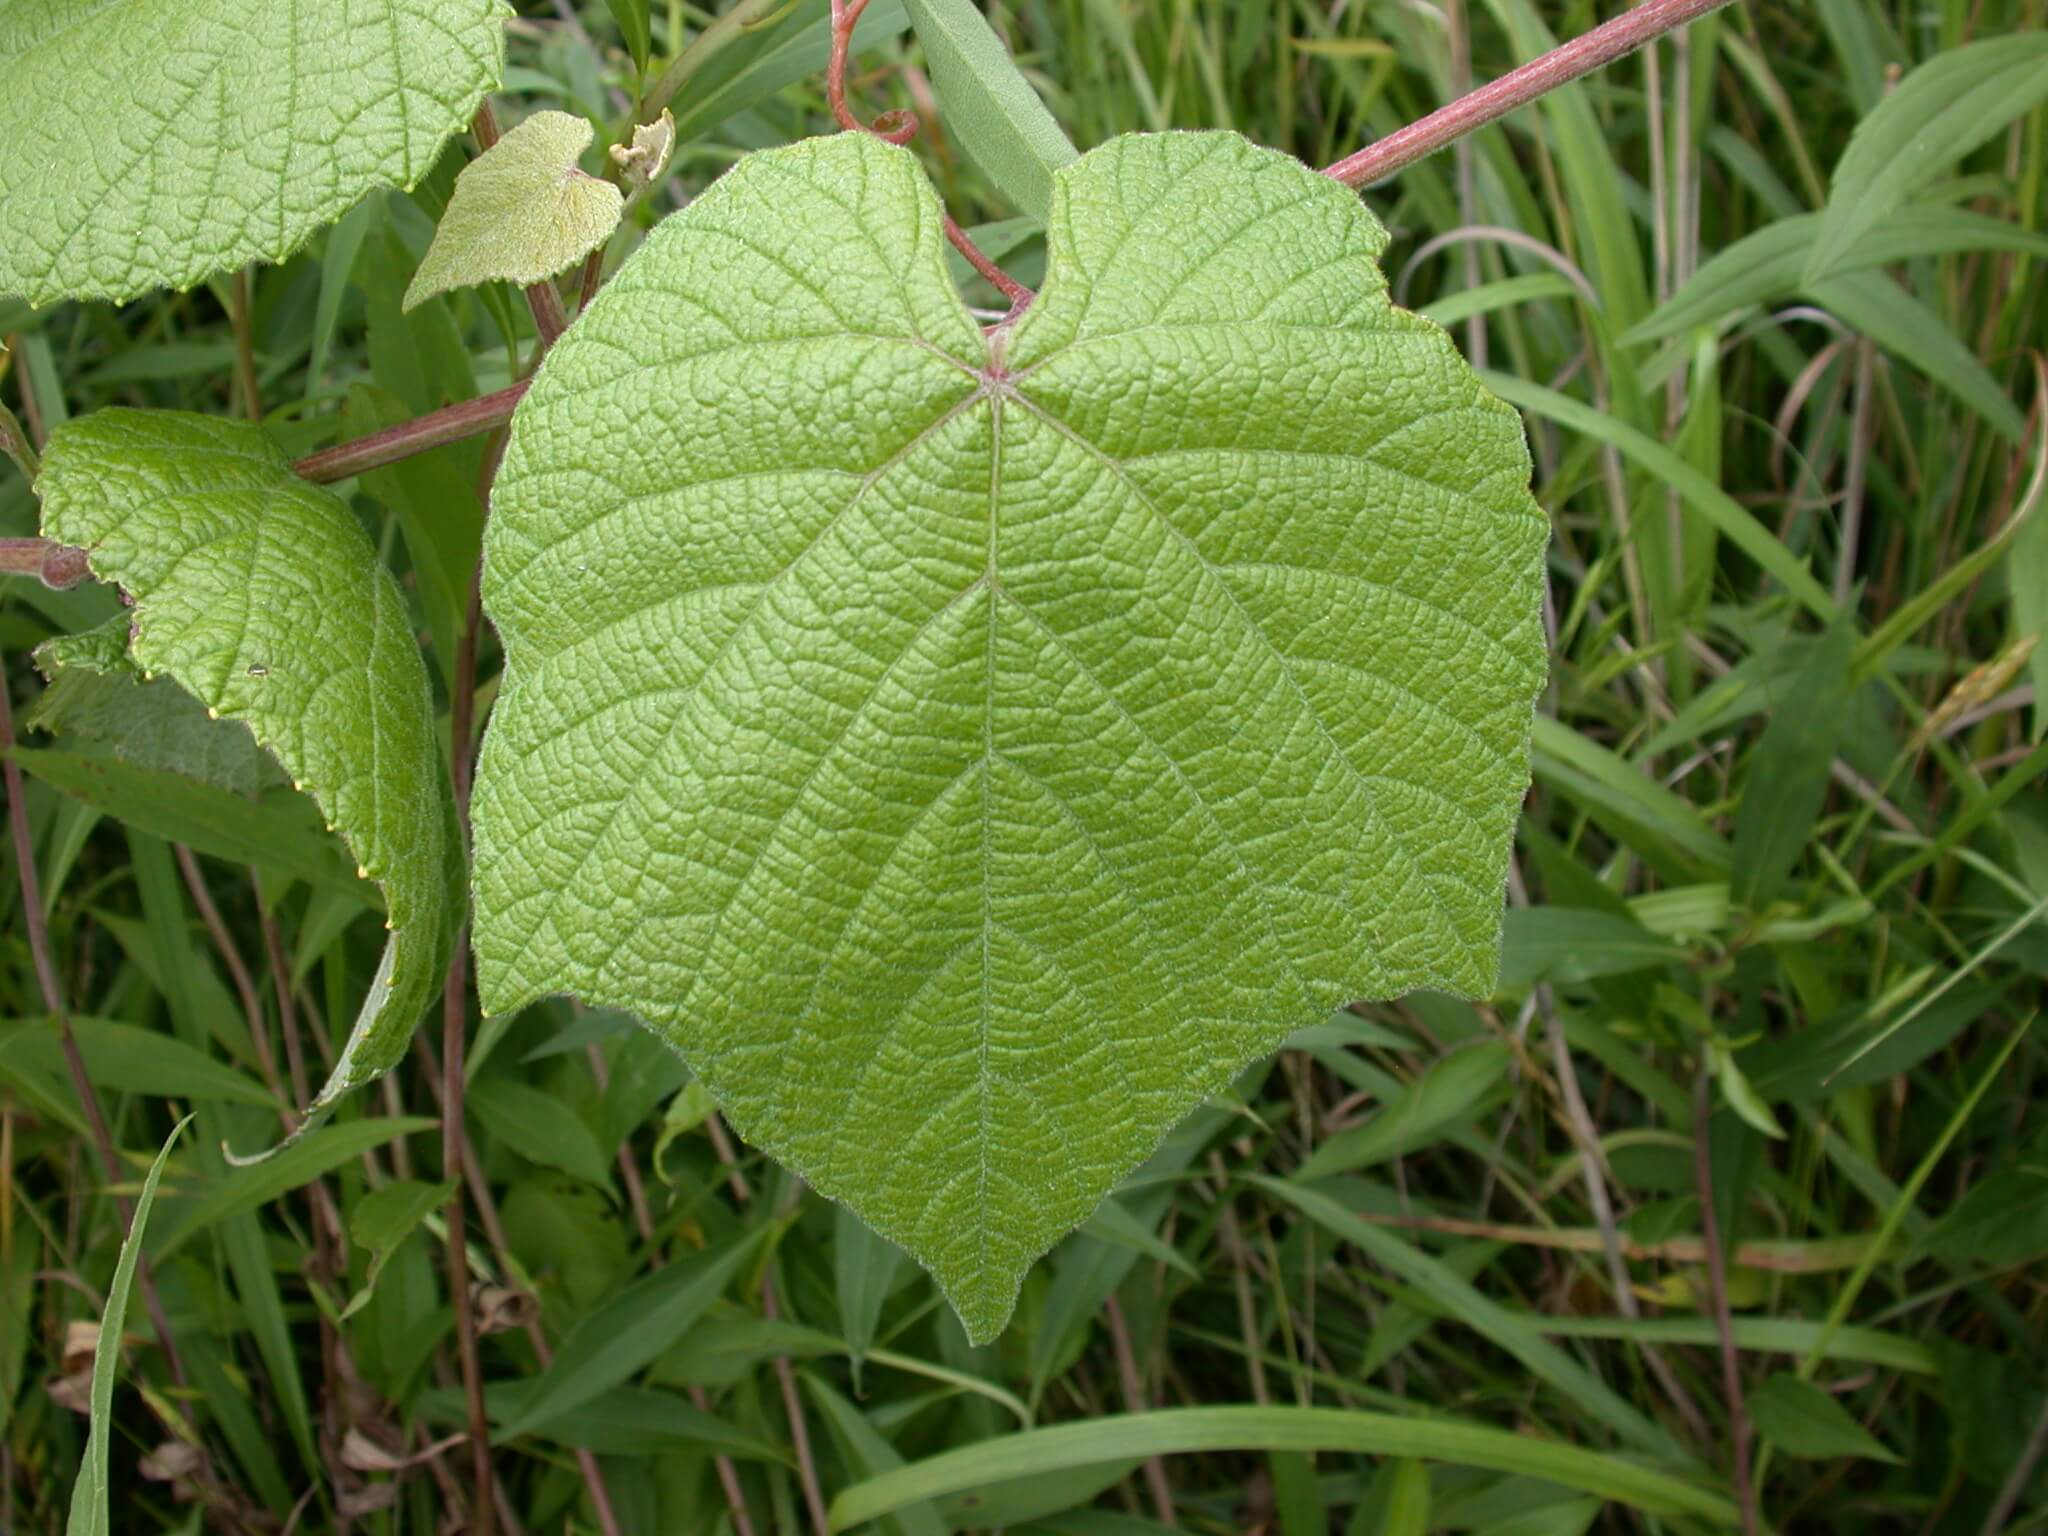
827, 0, 916, 143
442, 429, 504, 1536
1104, 1294, 1176, 1527
762, 1279, 830, 1536
174, 846, 275, 1087
943, 214, 1033, 310
1694, 1070, 1762, 1536
0, 654, 187, 1388
825, 0, 1026, 313
6, 334, 48, 447
1323, 0, 1738, 187
291, 382, 527, 484
577, 242, 608, 314
0, 399, 38, 481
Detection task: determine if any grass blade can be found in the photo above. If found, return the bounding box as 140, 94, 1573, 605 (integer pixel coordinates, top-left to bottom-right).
65, 1115, 191, 1536
826, 1405, 1736, 1531
902, 0, 1079, 220
1251, 1176, 1682, 1458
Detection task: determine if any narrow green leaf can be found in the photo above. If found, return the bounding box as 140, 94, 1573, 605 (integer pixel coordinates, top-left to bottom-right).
605, 0, 653, 72
0, 1017, 276, 1109
1623, 206, 2048, 347
902, 0, 1080, 221
341, 1179, 455, 1323
1295, 1042, 1508, 1179
1487, 374, 1837, 623
805, 1373, 950, 1536
1732, 619, 1856, 908
308, 200, 378, 391
7, 748, 370, 902
36, 411, 464, 1128
495, 1227, 770, 1440
469, 1078, 614, 1190
1079, 1196, 1200, 1279
1922, 1157, 2048, 1268
480, 1383, 787, 1462
475, 129, 1548, 1344
405, 111, 625, 311
1747, 1373, 1901, 1463
1497, 908, 1681, 990
27, 639, 284, 798
837, 1202, 907, 1388
1528, 716, 1734, 870
1350, 1458, 1430, 1536
1860, 386, 2044, 684
827, 1405, 1735, 1532
1538, 1315, 1936, 1375
65, 1116, 191, 1536
1807, 34, 2048, 282
1809, 270, 2025, 443
1711, 1038, 1785, 1141
0, 2, 509, 304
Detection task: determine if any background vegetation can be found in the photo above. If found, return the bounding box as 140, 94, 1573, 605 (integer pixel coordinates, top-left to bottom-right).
2, 0, 2045, 1532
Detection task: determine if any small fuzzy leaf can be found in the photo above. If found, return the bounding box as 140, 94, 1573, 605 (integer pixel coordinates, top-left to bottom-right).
405, 111, 625, 311
35, 411, 462, 1131
0, 1, 509, 306
473, 130, 1547, 1342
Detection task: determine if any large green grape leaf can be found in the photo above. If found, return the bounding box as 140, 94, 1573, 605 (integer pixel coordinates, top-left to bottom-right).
473, 130, 1548, 1340
0, 0, 509, 306
36, 411, 462, 1132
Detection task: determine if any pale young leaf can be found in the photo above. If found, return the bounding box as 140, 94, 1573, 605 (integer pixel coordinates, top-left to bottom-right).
405, 110, 626, 312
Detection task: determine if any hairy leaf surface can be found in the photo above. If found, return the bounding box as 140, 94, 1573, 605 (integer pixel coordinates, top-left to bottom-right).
474, 130, 1547, 1339
36, 411, 461, 1129
405, 110, 624, 311
0, 0, 509, 305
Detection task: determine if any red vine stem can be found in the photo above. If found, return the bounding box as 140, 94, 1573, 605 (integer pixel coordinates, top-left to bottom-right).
829, 0, 918, 143
1322, 0, 1738, 187
291, 382, 528, 484
828, 0, 1029, 312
